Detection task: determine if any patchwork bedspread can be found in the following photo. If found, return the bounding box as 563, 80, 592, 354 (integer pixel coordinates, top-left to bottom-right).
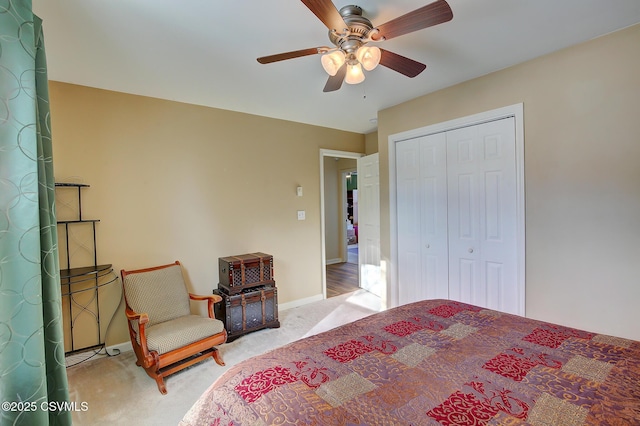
180, 299, 640, 425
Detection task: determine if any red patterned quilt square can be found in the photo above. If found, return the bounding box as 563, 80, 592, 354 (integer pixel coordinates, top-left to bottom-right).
324, 339, 374, 363
235, 366, 298, 403
383, 320, 424, 337
429, 304, 464, 318
428, 390, 499, 426
483, 353, 537, 381
523, 327, 569, 349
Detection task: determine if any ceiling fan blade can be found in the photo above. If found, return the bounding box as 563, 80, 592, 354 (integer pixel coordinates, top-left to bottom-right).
372, 0, 453, 41
379, 49, 427, 78
257, 47, 323, 64
323, 63, 347, 92
301, 0, 349, 33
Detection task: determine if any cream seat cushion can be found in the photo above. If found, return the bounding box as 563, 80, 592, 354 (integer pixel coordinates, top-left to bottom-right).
142, 315, 225, 354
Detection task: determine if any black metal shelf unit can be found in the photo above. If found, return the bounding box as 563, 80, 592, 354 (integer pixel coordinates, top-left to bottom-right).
55, 183, 119, 354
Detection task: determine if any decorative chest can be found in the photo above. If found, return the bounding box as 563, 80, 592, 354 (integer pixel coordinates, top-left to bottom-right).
218, 252, 274, 295
214, 286, 280, 341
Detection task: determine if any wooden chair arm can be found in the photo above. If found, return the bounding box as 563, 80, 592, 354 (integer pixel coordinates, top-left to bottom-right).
124, 306, 152, 362
189, 293, 222, 303
125, 306, 149, 325
189, 293, 223, 319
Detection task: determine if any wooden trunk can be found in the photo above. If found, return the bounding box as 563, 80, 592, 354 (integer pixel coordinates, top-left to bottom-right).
214, 286, 279, 340
218, 252, 274, 294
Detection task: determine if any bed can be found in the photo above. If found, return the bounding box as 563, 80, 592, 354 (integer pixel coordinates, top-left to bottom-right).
180, 299, 640, 425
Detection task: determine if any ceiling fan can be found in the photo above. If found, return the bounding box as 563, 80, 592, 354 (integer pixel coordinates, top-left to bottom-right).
257, 0, 453, 92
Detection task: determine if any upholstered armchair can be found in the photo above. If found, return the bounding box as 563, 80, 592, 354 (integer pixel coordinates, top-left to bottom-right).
120, 261, 227, 394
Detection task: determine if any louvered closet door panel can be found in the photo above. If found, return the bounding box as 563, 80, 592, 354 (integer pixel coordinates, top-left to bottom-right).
446, 117, 518, 313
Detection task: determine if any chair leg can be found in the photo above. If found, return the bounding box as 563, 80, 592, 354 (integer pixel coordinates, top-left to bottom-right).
142, 365, 167, 394
142, 360, 167, 395
155, 375, 167, 395
212, 348, 225, 366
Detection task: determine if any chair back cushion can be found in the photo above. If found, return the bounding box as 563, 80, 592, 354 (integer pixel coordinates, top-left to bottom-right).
123, 264, 191, 327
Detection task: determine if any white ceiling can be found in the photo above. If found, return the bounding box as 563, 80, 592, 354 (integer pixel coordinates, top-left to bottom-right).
33, 0, 640, 134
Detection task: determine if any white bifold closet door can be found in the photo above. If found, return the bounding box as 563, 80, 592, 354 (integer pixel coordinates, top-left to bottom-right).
396, 132, 449, 305
396, 117, 518, 314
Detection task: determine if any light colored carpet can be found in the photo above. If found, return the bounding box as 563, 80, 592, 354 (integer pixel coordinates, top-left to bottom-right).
66, 289, 381, 425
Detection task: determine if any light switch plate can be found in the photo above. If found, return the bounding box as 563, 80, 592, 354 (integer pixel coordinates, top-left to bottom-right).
297, 210, 305, 220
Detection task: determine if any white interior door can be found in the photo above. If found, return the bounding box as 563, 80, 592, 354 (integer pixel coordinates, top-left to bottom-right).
357, 153, 382, 298
447, 117, 518, 313
396, 134, 449, 305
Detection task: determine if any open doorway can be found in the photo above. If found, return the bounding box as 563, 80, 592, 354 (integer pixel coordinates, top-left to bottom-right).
319, 149, 363, 299
345, 170, 358, 265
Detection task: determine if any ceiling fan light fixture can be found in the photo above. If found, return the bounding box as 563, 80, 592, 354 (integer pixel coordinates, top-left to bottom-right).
321, 50, 346, 76
356, 46, 381, 71
258, 0, 453, 92
345, 62, 365, 85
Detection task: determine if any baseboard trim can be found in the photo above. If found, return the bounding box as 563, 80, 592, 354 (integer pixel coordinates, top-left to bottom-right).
325, 258, 342, 265
279, 294, 324, 311
106, 341, 132, 356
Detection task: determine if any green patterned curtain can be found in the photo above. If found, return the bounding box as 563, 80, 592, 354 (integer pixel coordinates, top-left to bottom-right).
0, 1, 72, 425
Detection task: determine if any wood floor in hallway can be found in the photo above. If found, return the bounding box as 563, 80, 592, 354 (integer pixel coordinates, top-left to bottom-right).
326, 262, 359, 298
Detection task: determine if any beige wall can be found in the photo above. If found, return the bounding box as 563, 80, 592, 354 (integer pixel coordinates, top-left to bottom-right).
378, 24, 640, 340
323, 157, 340, 262
365, 131, 378, 155
49, 82, 364, 347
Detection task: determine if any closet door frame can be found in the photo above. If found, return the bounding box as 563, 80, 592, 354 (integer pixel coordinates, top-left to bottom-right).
388, 103, 525, 315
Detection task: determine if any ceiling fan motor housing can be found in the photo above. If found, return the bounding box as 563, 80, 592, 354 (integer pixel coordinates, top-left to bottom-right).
329, 5, 375, 57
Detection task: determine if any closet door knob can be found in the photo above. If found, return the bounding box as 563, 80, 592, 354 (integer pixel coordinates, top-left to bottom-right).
426, 244, 430, 249
468, 248, 474, 253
